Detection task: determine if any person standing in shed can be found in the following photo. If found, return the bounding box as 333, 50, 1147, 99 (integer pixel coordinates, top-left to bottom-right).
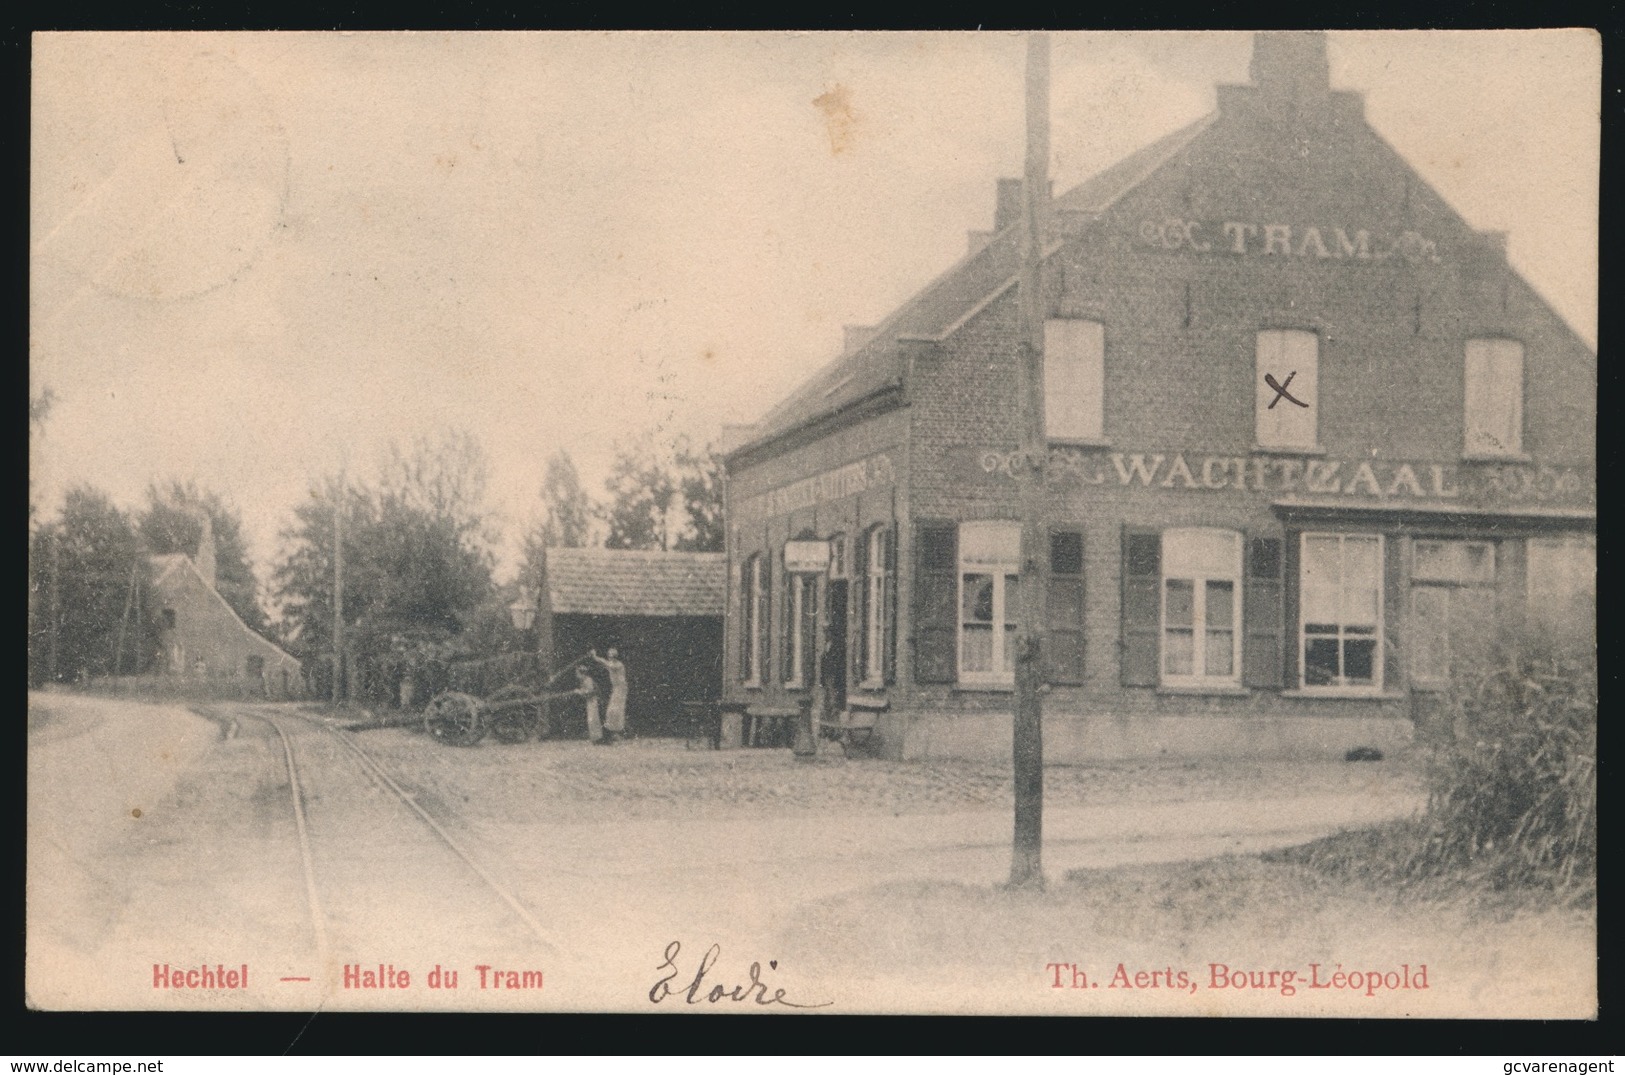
571, 665, 603, 744
592, 647, 628, 743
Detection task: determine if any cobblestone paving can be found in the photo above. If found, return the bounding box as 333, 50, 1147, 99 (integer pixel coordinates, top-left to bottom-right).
325, 711, 1426, 826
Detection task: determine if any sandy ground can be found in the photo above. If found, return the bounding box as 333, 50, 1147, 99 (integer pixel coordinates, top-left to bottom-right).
25, 693, 1591, 1016
27, 691, 222, 1006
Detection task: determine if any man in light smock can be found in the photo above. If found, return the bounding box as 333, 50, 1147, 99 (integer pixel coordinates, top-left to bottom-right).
591, 647, 628, 743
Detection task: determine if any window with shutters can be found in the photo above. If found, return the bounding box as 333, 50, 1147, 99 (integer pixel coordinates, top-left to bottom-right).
1255, 329, 1319, 450
859, 525, 893, 686
1300, 532, 1384, 691
783, 568, 817, 689
1160, 528, 1242, 686
958, 521, 1022, 686
1044, 319, 1105, 442
741, 554, 764, 685
1464, 338, 1524, 458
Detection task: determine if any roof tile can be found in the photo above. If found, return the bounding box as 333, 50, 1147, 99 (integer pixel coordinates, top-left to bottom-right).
545, 547, 726, 618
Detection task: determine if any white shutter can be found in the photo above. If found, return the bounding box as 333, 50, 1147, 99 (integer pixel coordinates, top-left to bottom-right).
1256, 330, 1318, 448
1465, 339, 1524, 456
1044, 319, 1104, 441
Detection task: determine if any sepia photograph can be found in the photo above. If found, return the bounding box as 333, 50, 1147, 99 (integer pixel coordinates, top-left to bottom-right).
27, 29, 1597, 1018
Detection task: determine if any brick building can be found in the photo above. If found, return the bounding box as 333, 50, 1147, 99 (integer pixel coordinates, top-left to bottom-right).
720, 32, 1595, 762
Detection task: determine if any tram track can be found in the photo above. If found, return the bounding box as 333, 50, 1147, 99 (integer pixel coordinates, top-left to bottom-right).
240, 705, 558, 989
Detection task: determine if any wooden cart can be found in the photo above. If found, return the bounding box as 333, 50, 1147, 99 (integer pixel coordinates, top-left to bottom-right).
423, 651, 591, 747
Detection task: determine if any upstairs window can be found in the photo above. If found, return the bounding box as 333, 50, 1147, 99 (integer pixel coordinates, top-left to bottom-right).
1464, 338, 1524, 457
1255, 329, 1319, 450
1044, 319, 1105, 442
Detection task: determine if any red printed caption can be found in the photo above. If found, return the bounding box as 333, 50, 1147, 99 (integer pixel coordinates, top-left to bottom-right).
1046, 961, 1430, 998
151, 962, 542, 990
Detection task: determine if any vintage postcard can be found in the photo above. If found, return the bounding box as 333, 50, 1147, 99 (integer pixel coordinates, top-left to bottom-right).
28, 30, 1597, 1017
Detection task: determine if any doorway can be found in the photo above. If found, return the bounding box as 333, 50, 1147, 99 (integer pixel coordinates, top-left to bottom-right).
824, 579, 849, 714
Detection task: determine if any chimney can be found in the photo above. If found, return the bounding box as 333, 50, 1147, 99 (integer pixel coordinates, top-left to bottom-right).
194, 513, 217, 591
843, 325, 877, 353
994, 177, 1024, 232
967, 230, 994, 255
994, 177, 1056, 233
1249, 31, 1330, 99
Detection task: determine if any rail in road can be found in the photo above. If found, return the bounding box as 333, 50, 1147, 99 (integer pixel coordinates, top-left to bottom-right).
232, 706, 558, 994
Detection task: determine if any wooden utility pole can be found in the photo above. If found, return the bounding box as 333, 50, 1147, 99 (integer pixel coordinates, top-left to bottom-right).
48, 528, 61, 684
1010, 31, 1051, 889
333, 467, 345, 705
113, 561, 138, 676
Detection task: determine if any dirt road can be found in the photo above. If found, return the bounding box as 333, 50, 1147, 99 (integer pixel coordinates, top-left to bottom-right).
27, 693, 1426, 1012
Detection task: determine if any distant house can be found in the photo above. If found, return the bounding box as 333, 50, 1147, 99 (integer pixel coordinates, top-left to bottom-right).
149, 518, 302, 698
537, 547, 724, 738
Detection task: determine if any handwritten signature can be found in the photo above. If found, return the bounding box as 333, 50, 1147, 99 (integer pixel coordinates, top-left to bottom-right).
648, 941, 832, 1008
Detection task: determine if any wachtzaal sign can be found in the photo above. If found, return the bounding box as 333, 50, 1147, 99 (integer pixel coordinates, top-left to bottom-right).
959, 445, 1593, 507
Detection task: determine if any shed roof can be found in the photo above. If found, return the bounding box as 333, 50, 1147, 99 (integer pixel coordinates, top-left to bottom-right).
545, 547, 726, 618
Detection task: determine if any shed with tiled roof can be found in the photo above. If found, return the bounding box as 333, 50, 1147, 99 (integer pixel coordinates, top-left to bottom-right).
536, 547, 725, 739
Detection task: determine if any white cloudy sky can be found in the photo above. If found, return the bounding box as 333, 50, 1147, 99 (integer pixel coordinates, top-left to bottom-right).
30, 30, 1598, 594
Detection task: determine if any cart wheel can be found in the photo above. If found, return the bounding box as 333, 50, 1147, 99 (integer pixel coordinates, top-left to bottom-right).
490, 706, 537, 744
425, 692, 486, 746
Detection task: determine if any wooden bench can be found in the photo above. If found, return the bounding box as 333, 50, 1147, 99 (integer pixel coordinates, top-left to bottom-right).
745, 704, 801, 748
818, 696, 887, 750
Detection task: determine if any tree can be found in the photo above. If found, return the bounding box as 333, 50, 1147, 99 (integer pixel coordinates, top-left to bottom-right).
138, 479, 268, 633
672, 436, 724, 553
29, 385, 56, 530
518, 449, 595, 603
273, 430, 499, 704
601, 435, 677, 551
537, 450, 593, 549
28, 486, 155, 685
29, 386, 55, 433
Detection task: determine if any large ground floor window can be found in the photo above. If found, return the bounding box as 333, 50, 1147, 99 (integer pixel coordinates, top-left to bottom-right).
1409, 539, 1496, 688
1160, 528, 1242, 686
1526, 533, 1595, 648
1299, 532, 1383, 691
958, 521, 1022, 685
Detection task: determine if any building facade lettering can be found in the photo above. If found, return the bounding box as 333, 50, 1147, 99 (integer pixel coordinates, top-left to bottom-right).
1136, 218, 1441, 264
734, 453, 895, 521
965, 446, 1591, 506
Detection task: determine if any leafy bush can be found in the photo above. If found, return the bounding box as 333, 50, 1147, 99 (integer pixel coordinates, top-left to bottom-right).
1277, 641, 1595, 902
1414, 647, 1596, 892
